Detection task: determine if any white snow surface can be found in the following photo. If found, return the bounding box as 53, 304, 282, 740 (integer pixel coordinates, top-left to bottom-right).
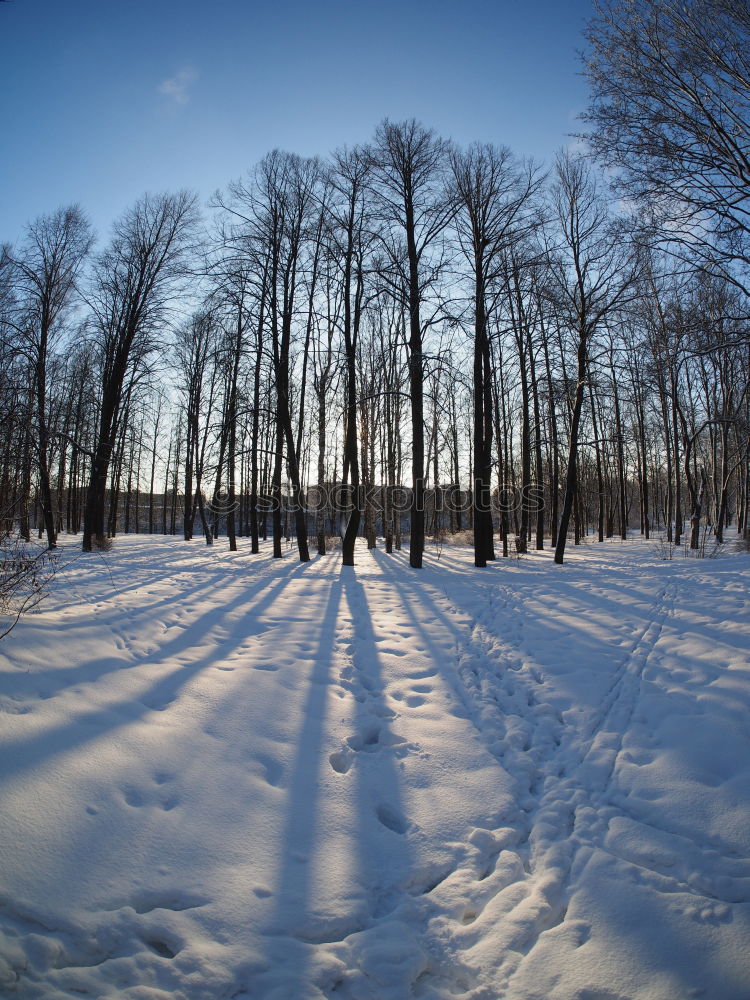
1, 534, 749, 1000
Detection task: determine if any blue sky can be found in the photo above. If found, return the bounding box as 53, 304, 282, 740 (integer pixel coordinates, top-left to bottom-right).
0, 0, 593, 242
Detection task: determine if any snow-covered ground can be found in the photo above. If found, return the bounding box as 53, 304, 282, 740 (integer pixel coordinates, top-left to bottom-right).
1, 533, 749, 1000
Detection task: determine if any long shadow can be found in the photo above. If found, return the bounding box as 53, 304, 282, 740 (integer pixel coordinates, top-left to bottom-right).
403, 544, 659, 617
370, 549, 645, 762
342, 566, 416, 915
349, 547, 749, 999
54, 537, 282, 619
0, 570, 237, 697
0, 558, 313, 782
256, 563, 416, 996
54, 540, 218, 601
379, 548, 750, 994
378, 549, 677, 734
370, 550, 482, 722
0, 553, 298, 700
257, 572, 344, 993
373, 549, 482, 650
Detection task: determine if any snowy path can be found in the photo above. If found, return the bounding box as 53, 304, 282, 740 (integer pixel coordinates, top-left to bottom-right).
0, 535, 749, 999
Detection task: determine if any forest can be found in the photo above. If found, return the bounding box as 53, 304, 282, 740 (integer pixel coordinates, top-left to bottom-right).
1, 2, 750, 997
1, 0, 748, 586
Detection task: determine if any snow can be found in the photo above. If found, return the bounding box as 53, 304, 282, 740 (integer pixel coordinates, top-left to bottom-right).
0, 534, 749, 999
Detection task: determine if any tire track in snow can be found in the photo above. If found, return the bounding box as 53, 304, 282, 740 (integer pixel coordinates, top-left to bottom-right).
567, 578, 750, 913
574, 580, 676, 794
567, 576, 750, 895
458, 573, 749, 999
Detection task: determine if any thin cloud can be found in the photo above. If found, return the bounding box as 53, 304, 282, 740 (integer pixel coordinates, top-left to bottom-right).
158, 67, 197, 105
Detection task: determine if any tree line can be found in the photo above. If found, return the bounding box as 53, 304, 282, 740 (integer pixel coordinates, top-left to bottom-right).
1, 0, 747, 571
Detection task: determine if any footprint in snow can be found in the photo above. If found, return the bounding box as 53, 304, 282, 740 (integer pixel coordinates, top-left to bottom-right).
143, 697, 175, 712
127, 891, 208, 915
123, 786, 145, 808
122, 774, 180, 811
372, 704, 398, 719
376, 804, 409, 835
347, 725, 381, 752
409, 667, 438, 680
255, 754, 284, 787
329, 751, 352, 774
620, 749, 655, 766
143, 937, 179, 959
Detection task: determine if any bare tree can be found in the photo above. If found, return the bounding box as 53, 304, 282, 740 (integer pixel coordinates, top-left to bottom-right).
328, 145, 372, 565
175, 309, 221, 544
582, 0, 750, 293
547, 153, 638, 564
372, 119, 455, 568
450, 144, 542, 565
82, 191, 199, 552
11, 207, 92, 549
0, 533, 57, 640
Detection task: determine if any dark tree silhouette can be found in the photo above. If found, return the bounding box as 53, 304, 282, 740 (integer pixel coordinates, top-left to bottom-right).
83, 191, 199, 552
582, 0, 750, 292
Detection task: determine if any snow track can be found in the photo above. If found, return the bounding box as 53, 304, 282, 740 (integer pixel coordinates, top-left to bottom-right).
0, 536, 749, 999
